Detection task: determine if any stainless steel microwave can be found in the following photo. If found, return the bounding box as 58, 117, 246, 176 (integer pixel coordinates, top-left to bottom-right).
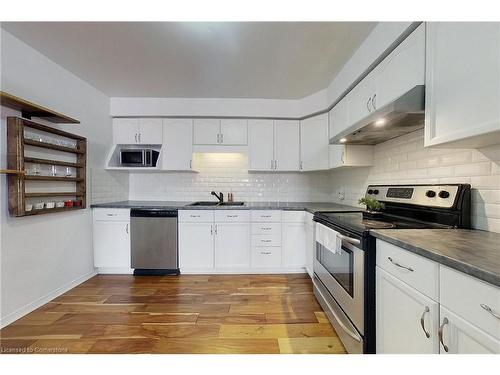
119, 149, 159, 167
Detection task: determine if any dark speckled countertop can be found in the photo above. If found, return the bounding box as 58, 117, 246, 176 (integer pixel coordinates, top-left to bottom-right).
371, 229, 500, 287
90, 200, 362, 214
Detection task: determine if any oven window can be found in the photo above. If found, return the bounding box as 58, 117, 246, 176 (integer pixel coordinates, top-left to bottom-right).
121, 151, 143, 165
316, 242, 354, 297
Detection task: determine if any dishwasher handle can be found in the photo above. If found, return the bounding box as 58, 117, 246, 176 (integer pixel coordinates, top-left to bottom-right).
130, 209, 178, 218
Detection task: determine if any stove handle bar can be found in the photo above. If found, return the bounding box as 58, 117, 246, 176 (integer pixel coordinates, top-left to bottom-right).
337, 234, 361, 246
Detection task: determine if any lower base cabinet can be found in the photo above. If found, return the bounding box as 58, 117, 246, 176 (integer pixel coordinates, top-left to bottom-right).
305, 213, 314, 277
439, 307, 500, 354
215, 222, 250, 269
178, 222, 214, 270
282, 222, 307, 268
376, 267, 439, 353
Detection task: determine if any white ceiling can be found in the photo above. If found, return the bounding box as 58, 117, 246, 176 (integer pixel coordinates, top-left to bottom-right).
2, 22, 376, 99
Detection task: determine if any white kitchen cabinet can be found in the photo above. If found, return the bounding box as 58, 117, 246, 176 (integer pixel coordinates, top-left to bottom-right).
281, 212, 307, 269
178, 222, 215, 270
193, 119, 220, 145
214, 222, 250, 269
93, 209, 131, 271
376, 267, 439, 354
193, 118, 248, 145
220, 119, 248, 145
373, 23, 425, 110
248, 120, 300, 171
329, 145, 373, 169
274, 120, 300, 171
305, 212, 314, 278
112, 118, 162, 145
162, 119, 193, 171
347, 72, 376, 127
248, 119, 274, 171
300, 113, 329, 171
329, 96, 349, 140
439, 307, 500, 354
425, 22, 500, 147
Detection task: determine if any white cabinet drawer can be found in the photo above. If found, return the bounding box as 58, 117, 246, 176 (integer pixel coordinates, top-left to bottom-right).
214, 210, 250, 222
251, 235, 281, 247
282, 210, 306, 223
250, 210, 282, 222
440, 266, 500, 340
251, 223, 281, 235
93, 208, 130, 221
376, 239, 438, 300
178, 210, 214, 223
251, 247, 282, 268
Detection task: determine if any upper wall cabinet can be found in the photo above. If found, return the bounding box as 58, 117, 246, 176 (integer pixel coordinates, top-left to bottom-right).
248, 119, 300, 172
425, 22, 500, 148
162, 119, 193, 171
193, 119, 248, 145
113, 118, 163, 145
329, 96, 349, 139
300, 113, 329, 171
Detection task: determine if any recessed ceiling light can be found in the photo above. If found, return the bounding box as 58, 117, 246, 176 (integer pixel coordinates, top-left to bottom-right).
339, 138, 347, 143
375, 118, 386, 126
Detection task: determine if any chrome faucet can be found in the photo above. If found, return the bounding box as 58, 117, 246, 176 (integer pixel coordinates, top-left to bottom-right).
211, 191, 224, 203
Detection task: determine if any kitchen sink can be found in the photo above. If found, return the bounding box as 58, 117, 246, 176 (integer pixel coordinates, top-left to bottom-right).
188, 201, 245, 206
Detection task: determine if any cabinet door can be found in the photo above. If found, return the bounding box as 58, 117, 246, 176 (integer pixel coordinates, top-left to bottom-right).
214, 222, 250, 269
93, 221, 131, 268
347, 73, 376, 126
178, 223, 214, 270
274, 120, 300, 171
113, 118, 140, 144
162, 119, 193, 170
329, 145, 345, 169
425, 22, 500, 147
220, 119, 248, 145
439, 307, 500, 354
248, 119, 274, 171
376, 267, 439, 354
193, 119, 221, 145
305, 215, 314, 278
329, 97, 349, 139
374, 24, 425, 109
282, 222, 306, 268
300, 113, 329, 171
138, 118, 163, 144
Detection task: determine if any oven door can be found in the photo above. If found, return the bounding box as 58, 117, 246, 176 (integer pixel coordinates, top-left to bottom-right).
120, 149, 146, 167
314, 222, 365, 334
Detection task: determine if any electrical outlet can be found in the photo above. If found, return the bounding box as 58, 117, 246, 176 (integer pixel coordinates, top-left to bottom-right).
338, 189, 345, 201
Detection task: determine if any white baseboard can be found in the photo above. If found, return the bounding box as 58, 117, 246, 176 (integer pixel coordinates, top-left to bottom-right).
180, 267, 307, 274
0, 270, 97, 328
97, 267, 134, 274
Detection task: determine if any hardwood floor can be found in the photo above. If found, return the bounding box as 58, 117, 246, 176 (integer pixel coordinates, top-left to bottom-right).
0, 274, 346, 354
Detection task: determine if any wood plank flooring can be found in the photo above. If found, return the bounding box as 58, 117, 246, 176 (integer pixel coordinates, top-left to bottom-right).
0, 274, 346, 354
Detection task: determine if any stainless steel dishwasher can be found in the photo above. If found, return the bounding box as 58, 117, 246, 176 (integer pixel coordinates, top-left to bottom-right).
130, 209, 179, 275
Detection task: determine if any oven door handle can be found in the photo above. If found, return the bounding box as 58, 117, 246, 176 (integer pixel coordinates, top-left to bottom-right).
314, 279, 362, 343
337, 234, 361, 246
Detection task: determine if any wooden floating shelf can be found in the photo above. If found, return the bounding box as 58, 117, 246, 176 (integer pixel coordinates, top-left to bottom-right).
0, 169, 26, 175
25, 175, 83, 182
24, 206, 83, 216
24, 157, 84, 169
24, 139, 84, 154
1, 91, 80, 124
25, 192, 84, 198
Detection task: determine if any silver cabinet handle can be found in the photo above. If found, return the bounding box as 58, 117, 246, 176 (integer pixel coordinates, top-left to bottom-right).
261, 251, 272, 255
106, 213, 117, 216
261, 227, 271, 231
270, 159, 274, 170
367, 97, 372, 112
300, 161, 303, 170
337, 234, 360, 245
189, 160, 192, 169
214, 224, 218, 235
341, 151, 345, 164
387, 257, 414, 272
420, 306, 431, 338
216, 134, 220, 143
274, 160, 277, 170
438, 317, 449, 352
210, 224, 213, 235
372, 94, 377, 111
220, 133, 223, 143
138, 133, 141, 143
480, 304, 500, 320
135, 133, 138, 142
125, 223, 129, 234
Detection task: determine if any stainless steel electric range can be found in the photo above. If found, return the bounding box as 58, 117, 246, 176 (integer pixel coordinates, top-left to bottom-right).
312, 184, 471, 354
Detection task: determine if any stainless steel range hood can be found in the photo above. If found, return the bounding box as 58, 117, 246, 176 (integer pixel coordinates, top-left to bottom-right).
329, 85, 425, 145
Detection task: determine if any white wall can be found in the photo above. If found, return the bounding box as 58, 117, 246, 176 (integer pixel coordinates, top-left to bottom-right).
0, 29, 128, 327
129, 153, 331, 202
329, 129, 500, 233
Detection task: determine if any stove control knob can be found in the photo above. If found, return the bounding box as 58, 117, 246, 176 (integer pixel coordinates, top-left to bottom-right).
373, 189, 379, 195
367, 189, 373, 195
425, 190, 436, 198
439, 190, 450, 199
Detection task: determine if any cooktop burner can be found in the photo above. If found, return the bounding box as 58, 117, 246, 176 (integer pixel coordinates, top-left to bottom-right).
315, 211, 452, 234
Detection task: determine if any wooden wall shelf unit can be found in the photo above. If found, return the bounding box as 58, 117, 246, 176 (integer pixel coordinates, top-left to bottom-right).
7, 117, 87, 217
1, 91, 80, 124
